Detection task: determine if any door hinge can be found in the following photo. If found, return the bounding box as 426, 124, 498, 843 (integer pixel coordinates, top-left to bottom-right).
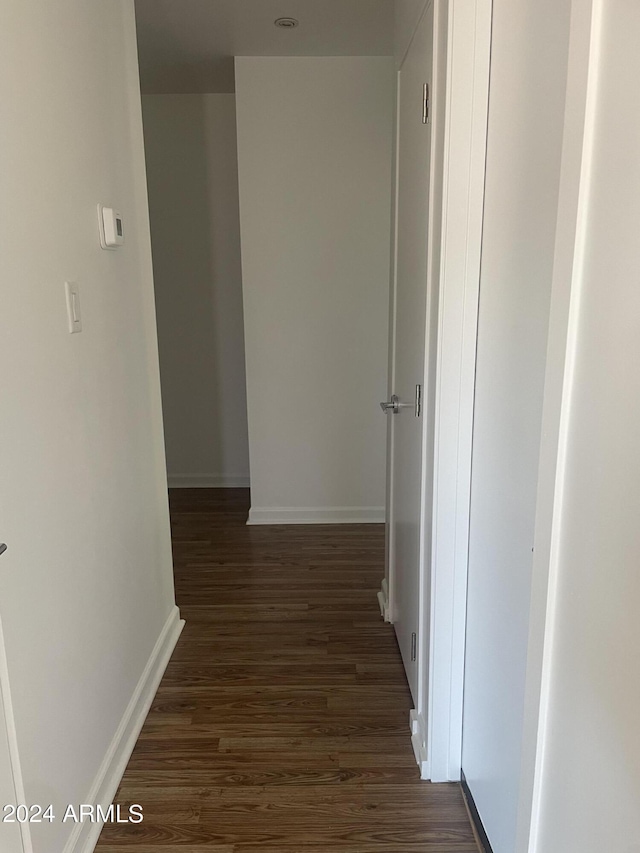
415, 384, 422, 418
411, 632, 417, 661
422, 83, 430, 124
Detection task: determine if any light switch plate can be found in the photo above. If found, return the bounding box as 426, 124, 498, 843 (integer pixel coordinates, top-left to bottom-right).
65, 281, 82, 333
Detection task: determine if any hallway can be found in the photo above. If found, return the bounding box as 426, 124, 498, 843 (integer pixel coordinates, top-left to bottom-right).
95, 489, 478, 851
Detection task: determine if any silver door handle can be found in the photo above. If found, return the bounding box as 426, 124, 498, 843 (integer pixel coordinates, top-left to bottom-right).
380, 386, 422, 417
380, 394, 413, 414
0, 544, 6, 557
380, 396, 398, 413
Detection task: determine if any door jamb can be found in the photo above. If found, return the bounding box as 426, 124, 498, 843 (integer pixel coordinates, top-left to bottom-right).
423, 0, 492, 782
384, 0, 492, 781
515, 1, 601, 848
380, 67, 402, 626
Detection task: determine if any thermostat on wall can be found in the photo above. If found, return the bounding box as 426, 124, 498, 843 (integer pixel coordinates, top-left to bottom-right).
98, 204, 124, 249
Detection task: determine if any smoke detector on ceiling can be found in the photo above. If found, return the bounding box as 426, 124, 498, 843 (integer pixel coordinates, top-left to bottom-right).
274, 17, 299, 28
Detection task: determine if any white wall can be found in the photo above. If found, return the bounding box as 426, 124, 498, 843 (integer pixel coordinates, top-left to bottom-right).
235, 56, 394, 524
142, 94, 250, 488
460, 0, 571, 850
535, 4, 640, 850
0, 2, 178, 851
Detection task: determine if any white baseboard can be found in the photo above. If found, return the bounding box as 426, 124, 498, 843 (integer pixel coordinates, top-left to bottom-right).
167, 474, 250, 488
410, 709, 430, 780
377, 577, 391, 622
247, 506, 385, 525
63, 605, 184, 853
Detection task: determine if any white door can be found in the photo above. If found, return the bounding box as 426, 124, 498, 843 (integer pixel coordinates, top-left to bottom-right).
385, 5, 434, 702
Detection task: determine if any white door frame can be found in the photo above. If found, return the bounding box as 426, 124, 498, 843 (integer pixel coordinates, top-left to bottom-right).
383, 0, 492, 781
425, 0, 492, 782
515, 1, 601, 849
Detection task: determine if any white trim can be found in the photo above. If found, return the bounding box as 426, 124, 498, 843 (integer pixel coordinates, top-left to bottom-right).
516, 2, 602, 850
384, 68, 402, 629
410, 709, 430, 780
63, 606, 184, 853
426, 0, 492, 783
415, 0, 447, 771
377, 578, 391, 622
386, 0, 491, 782
247, 507, 385, 526
167, 474, 250, 488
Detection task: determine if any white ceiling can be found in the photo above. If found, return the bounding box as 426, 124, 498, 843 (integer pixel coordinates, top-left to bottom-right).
135, 0, 395, 94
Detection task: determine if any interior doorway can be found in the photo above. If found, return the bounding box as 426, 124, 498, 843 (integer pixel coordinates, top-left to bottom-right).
141, 94, 251, 492
134, 0, 492, 792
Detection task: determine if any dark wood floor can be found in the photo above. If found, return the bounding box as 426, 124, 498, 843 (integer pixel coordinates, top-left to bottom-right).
96, 488, 478, 852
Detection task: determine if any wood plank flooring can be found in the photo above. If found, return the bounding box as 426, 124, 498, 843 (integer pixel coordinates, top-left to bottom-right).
95, 488, 478, 852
